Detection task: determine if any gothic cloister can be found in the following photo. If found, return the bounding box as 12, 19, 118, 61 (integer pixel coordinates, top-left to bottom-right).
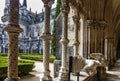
1, 0, 120, 81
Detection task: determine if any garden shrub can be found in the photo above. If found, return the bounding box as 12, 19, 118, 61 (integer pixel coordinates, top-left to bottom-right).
0, 53, 7, 56
0, 56, 34, 79
0, 66, 7, 79
18, 63, 34, 76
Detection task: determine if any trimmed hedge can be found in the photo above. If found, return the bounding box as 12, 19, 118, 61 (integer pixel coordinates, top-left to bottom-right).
0, 53, 7, 57
19, 54, 56, 62
0, 56, 34, 79
0, 53, 56, 62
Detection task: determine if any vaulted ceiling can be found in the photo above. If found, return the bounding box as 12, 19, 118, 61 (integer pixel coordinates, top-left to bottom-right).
112, 0, 120, 38
84, 0, 107, 20
69, 0, 120, 41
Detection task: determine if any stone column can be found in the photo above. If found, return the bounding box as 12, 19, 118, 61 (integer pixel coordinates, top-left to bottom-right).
94, 23, 97, 53
109, 39, 114, 66
104, 37, 113, 69
58, 1, 70, 81
4, 0, 23, 81
104, 38, 108, 61
82, 16, 88, 58
99, 21, 106, 54
40, 0, 54, 81
72, 13, 80, 56
113, 39, 117, 63
80, 15, 86, 57
86, 20, 92, 57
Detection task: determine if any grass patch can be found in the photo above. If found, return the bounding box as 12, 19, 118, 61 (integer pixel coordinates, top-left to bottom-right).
0, 53, 56, 62
19, 54, 56, 62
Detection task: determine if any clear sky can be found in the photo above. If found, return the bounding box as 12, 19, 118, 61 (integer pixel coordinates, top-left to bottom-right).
0, 0, 56, 23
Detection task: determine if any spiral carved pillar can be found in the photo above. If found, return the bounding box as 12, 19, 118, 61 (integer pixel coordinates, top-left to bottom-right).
4, 0, 23, 81
72, 14, 80, 56
40, 0, 54, 81
58, 0, 70, 81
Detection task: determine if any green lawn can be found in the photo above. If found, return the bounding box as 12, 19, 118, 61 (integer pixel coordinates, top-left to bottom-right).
19, 54, 56, 62
0, 56, 34, 67
0, 56, 8, 68
0, 53, 56, 62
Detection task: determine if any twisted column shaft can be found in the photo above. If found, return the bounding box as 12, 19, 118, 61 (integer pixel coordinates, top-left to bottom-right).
4, 0, 23, 81
9, 0, 19, 25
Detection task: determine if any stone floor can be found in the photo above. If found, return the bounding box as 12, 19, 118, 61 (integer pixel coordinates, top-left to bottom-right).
1, 60, 120, 81
20, 61, 88, 81
20, 59, 120, 81
106, 59, 120, 81
20, 61, 54, 81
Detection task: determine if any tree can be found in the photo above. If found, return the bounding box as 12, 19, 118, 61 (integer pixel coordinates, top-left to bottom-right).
51, 0, 61, 56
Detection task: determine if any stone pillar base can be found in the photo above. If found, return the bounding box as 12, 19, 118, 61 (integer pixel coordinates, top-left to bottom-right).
58, 68, 68, 81
40, 74, 52, 81
54, 60, 61, 78
4, 77, 20, 81
58, 74, 68, 81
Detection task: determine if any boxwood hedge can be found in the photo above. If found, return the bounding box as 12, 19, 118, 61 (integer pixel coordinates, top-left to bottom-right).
0, 56, 34, 79
0, 53, 56, 62
19, 54, 56, 62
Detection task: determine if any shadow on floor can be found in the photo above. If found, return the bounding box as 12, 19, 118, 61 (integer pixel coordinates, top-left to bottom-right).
20, 74, 41, 81
106, 59, 120, 81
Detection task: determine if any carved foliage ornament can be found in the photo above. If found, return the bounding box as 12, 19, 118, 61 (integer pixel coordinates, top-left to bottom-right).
87, 20, 107, 29
61, 3, 70, 14
72, 15, 80, 24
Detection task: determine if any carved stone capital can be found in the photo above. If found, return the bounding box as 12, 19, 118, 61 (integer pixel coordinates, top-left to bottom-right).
99, 21, 107, 29
61, 3, 70, 15
86, 20, 107, 29
4, 24, 23, 33
73, 41, 80, 46
40, 33, 52, 40
72, 15, 80, 24
86, 20, 93, 27
60, 38, 69, 45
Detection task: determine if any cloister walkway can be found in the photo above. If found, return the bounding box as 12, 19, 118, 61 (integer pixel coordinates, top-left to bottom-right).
20, 60, 120, 81
20, 61, 54, 81
10, 59, 119, 81
107, 59, 120, 81
20, 61, 87, 81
